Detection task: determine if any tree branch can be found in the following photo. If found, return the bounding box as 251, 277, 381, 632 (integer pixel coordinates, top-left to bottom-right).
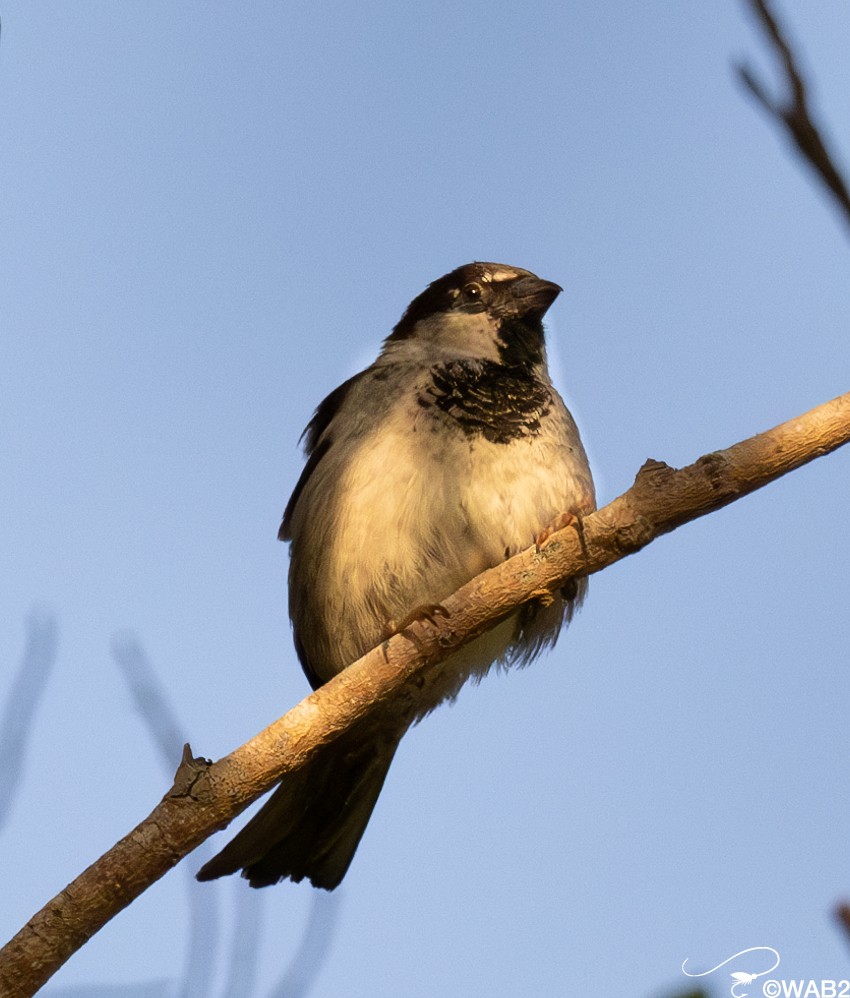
1, 389, 849, 997
737, 0, 850, 231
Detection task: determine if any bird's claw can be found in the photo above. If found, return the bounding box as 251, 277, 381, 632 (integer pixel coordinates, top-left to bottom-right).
388, 603, 450, 651
535, 510, 579, 552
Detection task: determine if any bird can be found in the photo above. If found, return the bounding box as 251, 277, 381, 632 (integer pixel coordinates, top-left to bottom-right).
197, 261, 595, 890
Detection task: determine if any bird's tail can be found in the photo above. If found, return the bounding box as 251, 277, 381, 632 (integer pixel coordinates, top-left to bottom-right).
197, 735, 399, 890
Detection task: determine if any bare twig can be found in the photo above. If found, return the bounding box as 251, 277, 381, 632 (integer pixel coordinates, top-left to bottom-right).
737, 0, 850, 230
0, 610, 59, 832
1, 389, 849, 997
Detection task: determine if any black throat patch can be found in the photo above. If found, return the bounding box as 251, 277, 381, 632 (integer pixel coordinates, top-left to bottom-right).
418, 360, 553, 444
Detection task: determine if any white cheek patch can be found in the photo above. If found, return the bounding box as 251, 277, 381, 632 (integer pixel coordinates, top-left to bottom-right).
397, 312, 503, 363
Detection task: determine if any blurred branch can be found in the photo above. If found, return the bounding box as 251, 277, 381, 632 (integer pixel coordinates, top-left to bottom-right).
1, 621, 338, 997
834, 901, 850, 952
2, 389, 850, 996
112, 635, 186, 766
45, 984, 170, 997
219, 885, 263, 998
111, 635, 220, 998
111, 636, 338, 998
737, 0, 850, 231
0, 610, 58, 832
266, 892, 341, 998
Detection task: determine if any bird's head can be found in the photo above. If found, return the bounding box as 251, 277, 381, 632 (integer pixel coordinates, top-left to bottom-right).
383, 262, 562, 367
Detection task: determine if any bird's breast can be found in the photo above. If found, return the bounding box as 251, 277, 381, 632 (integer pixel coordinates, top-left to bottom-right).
288, 382, 593, 685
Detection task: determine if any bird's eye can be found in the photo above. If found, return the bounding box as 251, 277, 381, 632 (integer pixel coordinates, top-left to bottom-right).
462, 282, 483, 300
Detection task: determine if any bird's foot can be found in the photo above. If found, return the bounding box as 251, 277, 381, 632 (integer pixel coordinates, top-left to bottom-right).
535, 510, 579, 552
388, 603, 450, 651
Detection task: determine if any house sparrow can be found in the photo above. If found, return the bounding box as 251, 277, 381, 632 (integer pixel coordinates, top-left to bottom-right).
197, 262, 595, 889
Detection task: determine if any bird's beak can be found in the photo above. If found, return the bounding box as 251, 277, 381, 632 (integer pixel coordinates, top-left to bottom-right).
511, 275, 562, 317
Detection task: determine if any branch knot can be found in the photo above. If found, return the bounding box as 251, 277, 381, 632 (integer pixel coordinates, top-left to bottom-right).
168, 744, 212, 801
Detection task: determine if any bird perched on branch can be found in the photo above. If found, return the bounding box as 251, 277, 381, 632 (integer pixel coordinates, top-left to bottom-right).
197, 262, 595, 889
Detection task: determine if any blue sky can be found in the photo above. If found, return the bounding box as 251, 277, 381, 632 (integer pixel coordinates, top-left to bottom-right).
2, 2, 850, 995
